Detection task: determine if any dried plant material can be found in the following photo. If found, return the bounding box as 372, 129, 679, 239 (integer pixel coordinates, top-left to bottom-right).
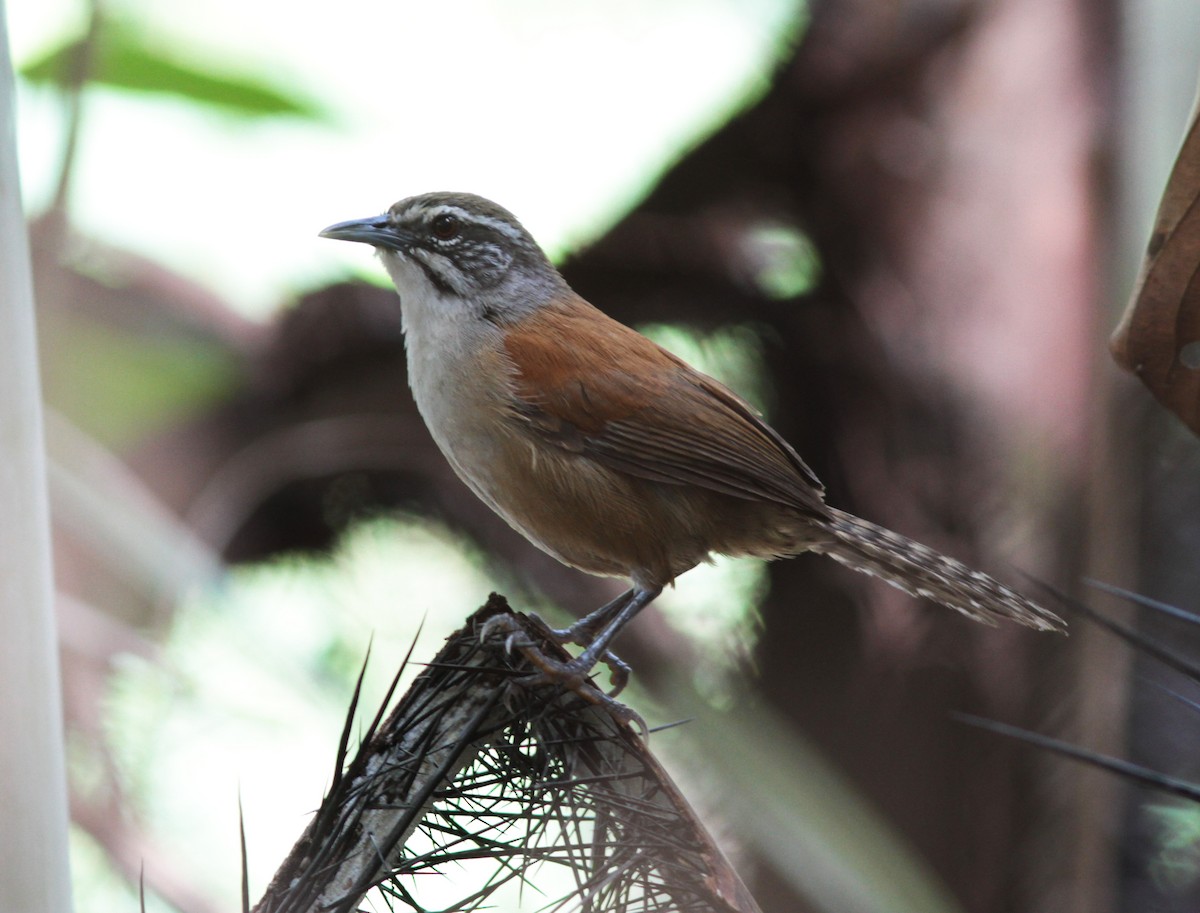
1111, 86, 1200, 433
253, 595, 760, 913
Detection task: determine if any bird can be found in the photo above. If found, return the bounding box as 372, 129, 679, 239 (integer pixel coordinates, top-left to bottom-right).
319, 191, 1064, 691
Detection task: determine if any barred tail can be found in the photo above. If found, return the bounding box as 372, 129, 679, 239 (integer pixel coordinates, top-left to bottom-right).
811, 508, 1065, 632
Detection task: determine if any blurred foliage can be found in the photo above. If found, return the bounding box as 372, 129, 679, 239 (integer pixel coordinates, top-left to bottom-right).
67, 828, 154, 913
20, 16, 329, 121
745, 223, 821, 300
1148, 803, 1200, 892
91, 516, 499, 908
638, 322, 775, 417
660, 554, 767, 707
43, 317, 238, 448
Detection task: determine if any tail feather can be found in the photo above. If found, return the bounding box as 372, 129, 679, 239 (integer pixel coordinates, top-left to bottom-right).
812, 508, 1065, 632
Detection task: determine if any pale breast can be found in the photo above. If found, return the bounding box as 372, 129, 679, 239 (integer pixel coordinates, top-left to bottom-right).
385, 263, 509, 504
400, 304, 668, 579
407, 332, 518, 515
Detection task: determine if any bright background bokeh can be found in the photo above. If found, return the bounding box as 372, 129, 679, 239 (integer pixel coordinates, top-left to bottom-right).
11, 0, 802, 315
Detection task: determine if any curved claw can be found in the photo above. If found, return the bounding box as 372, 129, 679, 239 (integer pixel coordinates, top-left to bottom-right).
515, 661, 648, 740
479, 614, 533, 653
603, 701, 650, 741
604, 654, 631, 697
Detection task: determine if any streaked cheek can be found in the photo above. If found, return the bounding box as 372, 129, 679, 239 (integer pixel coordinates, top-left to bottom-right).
451, 244, 511, 288
410, 248, 469, 293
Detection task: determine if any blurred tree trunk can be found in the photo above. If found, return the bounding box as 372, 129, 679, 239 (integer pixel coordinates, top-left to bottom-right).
0, 3, 75, 910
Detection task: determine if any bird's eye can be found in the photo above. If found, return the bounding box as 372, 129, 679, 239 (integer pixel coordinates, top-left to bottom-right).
430, 213, 460, 241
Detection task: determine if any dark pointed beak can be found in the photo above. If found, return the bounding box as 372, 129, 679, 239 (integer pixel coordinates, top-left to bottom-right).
318, 215, 413, 252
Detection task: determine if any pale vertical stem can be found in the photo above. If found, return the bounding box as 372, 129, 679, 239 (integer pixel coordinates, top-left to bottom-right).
0, 2, 75, 911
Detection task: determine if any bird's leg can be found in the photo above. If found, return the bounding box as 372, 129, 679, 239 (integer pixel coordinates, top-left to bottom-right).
501, 588, 662, 738
547, 588, 635, 646
483, 585, 659, 725
517, 586, 661, 692
563, 585, 661, 677
522, 589, 636, 693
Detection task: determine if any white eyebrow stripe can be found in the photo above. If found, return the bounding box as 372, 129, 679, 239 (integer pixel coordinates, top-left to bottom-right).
418, 204, 525, 242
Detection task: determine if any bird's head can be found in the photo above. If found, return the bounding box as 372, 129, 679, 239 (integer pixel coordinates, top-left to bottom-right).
320, 192, 566, 322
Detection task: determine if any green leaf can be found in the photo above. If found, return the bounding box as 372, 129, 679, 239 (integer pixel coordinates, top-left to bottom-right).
20, 19, 328, 121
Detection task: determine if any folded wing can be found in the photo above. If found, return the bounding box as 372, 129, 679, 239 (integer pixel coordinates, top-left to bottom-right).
502, 298, 828, 518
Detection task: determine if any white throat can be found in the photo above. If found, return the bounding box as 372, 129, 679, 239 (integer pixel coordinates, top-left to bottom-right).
376, 248, 519, 524
377, 249, 505, 432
